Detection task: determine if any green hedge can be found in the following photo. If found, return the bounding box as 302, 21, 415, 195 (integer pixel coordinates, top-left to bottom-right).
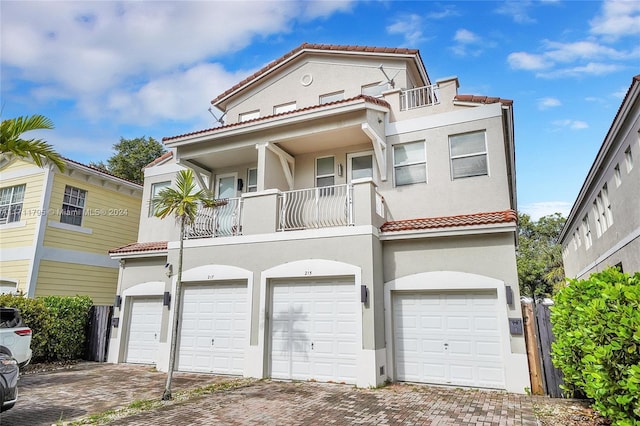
551, 268, 640, 425
0, 294, 93, 362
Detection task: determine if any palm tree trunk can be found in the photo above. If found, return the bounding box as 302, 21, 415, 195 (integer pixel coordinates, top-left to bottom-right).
162, 216, 185, 400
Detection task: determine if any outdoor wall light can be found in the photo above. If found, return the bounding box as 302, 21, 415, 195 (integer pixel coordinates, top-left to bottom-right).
505, 285, 514, 306
114, 295, 122, 308
165, 263, 173, 277
360, 285, 369, 304
163, 291, 171, 308
338, 163, 344, 177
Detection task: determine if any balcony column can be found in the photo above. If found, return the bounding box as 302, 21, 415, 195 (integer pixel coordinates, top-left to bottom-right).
351, 180, 385, 228
255, 142, 268, 192
240, 190, 281, 235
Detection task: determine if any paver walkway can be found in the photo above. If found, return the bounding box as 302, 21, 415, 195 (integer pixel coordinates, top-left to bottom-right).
0, 362, 540, 425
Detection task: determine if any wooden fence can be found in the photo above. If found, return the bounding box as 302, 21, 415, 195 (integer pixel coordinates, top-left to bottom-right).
522, 301, 564, 397
85, 305, 113, 362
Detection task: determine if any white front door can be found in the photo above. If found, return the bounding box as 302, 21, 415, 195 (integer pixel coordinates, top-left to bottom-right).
270, 278, 357, 384
393, 290, 505, 389
216, 174, 237, 199
178, 282, 247, 374
125, 297, 163, 364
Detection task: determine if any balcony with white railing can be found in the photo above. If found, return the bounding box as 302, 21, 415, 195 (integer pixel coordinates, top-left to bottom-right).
277, 184, 353, 231
399, 84, 440, 111
185, 198, 242, 239
183, 181, 385, 239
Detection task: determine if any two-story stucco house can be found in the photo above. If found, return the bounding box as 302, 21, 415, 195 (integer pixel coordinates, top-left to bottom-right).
0, 157, 142, 305
107, 43, 530, 393
560, 75, 640, 278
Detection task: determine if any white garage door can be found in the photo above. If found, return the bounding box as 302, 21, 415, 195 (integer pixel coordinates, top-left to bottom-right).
270, 278, 357, 384
393, 290, 505, 389
126, 297, 163, 364
178, 282, 247, 375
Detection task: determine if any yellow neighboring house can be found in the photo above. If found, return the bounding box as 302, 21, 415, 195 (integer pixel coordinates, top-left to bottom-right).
0, 157, 142, 305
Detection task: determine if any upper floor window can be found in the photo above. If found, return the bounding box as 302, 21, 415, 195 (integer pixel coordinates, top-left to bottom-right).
361, 83, 385, 98
247, 168, 258, 193
625, 145, 633, 173
149, 181, 171, 216
316, 156, 335, 188
0, 184, 26, 225
449, 131, 488, 179
393, 141, 426, 186
347, 151, 375, 182
320, 91, 344, 105
60, 185, 86, 226
239, 110, 260, 122
274, 102, 296, 115
614, 163, 622, 187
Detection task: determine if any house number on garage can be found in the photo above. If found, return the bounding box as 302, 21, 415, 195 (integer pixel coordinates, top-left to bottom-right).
207, 274, 215, 279
304, 270, 312, 276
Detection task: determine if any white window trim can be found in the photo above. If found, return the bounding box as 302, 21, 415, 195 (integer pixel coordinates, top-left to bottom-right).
320, 91, 344, 105
361, 82, 385, 98
614, 163, 622, 187
247, 168, 258, 193
0, 184, 26, 225
315, 156, 335, 187
239, 110, 260, 122
347, 151, 377, 184
149, 181, 171, 217
60, 185, 87, 227
625, 145, 633, 173
392, 141, 427, 187
215, 173, 238, 199
273, 102, 297, 115
449, 131, 489, 180
48, 220, 93, 234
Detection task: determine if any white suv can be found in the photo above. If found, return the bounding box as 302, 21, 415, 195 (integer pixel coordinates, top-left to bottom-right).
0, 307, 33, 367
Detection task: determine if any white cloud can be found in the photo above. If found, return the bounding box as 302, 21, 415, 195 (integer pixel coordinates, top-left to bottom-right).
450, 29, 492, 57
537, 62, 622, 78
0, 1, 352, 124
520, 201, 572, 220
552, 119, 589, 130
537, 97, 561, 110
590, 0, 640, 40
495, 1, 536, 24
386, 14, 425, 46
507, 52, 551, 70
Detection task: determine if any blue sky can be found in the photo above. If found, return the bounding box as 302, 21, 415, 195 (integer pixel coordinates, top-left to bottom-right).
1, 1, 639, 219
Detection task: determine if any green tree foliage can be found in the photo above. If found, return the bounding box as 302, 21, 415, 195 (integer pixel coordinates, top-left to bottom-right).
551, 268, 640, 425
516, 213, 566, 297
0, 115, 64, 171
91, 136, 165, 183
152, 169, 223, 400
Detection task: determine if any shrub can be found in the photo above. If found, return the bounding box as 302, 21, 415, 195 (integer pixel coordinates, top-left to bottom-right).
42, 295, 93, 360
0, 293, 51, 361
551, 267, 640, 425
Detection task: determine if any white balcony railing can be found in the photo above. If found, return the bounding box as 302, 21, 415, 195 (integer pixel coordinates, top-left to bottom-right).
278, 184, 353, 231
185, 198, 242, 239
400, 85, 439, 110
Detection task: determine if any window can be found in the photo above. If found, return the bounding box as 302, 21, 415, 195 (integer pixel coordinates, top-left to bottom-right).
60, 185, 86, 226
393, 141, 426, 186
149, 181, 171, 216
0, 184, 26, 225
582, 215, 592, 249
239, 110, 259, 122
347, 151, 375, 182
449, 131, 488, 179
273, 102, 296, 115
316, 156, 335, 188
361, 83, 385, 98
594, 184, 612, 237
625, 145, 633, 172
614, 164, 622, 187
320, 91, 344, 104
247, 168, 258, 193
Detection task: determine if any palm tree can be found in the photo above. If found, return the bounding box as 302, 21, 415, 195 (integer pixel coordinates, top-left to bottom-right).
1, 115, 65, 171
153, 169, 223, 400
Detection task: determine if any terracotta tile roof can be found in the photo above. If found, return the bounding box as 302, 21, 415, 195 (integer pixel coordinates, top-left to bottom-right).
109, 241, 168, 255
455, 95, 513, 106
163, 94, 390, 142
380, 209, 517, 232
145, 151, 173, 168
211, 42, 421, 105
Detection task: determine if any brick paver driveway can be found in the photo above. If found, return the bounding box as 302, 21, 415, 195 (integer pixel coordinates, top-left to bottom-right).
0, 362, 539, 425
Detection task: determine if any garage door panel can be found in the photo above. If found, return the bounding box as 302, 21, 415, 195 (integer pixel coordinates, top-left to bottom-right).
394, 291, 505, 389
178, 282, 246, 375
270, 278, 357, 384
